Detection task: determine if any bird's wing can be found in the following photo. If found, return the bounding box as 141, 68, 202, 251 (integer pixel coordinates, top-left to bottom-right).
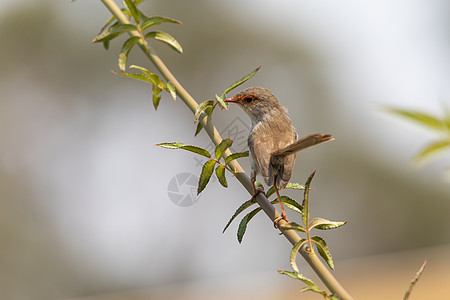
272, 134, 334, 158
249, 130, 274, 185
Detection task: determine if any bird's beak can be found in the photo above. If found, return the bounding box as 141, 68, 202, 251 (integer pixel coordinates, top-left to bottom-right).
224, 96, 237, 103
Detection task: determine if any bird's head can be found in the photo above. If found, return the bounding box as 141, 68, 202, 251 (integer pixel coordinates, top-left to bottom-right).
224, 87, 283, 122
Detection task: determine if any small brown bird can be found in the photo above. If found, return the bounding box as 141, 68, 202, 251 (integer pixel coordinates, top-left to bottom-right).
225, 87, 333, 226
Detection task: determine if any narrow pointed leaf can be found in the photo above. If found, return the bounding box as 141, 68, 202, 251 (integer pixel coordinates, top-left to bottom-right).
99, 16, 118, 34
215, 165, 228, 188
237, 207, 262, 243
145, 31, 183, 53
124, 0, 140, 23
215, 94, 228, 110
311, 236, 334, 270
222, 199, 256, 233
222, 65, 261, 97
302, 171, 316, 226
119, 36, 141, 71
166, 82, 176, 100
266, 182, 307, 199
155, 143, 212, 158
385, 108, 445, 131
141, 16, 182, 31
152, 84, 162, 110
413, 139, 450, 164
103, 40, 110, 50
279, 222, 307, 233
285, 182, 308, 190
194, 100, 215, 123
130, 65, 160, 85
277, 270, 317, 287
225, 151, 249, 165
300, 286, 328, 295
215, 138, 233, 160
155, 142, 186, 149
198, 160, 216, 195
195, 122, 203, 136
180, 146, 211, 158
92, 24, 138, 43
280, 196, 302, 214
113, 71, 154, 84
309, 217, 347, 230
290, 239, 307, 273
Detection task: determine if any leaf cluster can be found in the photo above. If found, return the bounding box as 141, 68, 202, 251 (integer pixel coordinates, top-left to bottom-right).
156, 139, 248, 195
266, 172, 345, 298
92, 0, 181, 109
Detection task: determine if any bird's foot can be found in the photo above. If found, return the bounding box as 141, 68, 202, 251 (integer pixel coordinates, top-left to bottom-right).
273, 212, 289, 228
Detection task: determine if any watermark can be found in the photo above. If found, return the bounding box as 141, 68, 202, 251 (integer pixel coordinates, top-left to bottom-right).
168, 117, 249, 207
167, 172, 200, 207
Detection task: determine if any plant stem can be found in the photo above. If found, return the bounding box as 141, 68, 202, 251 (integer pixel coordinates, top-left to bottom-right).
99, 1, 353, 299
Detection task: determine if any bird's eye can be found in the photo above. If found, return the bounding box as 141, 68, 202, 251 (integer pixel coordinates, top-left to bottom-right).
244, 96, 254, 103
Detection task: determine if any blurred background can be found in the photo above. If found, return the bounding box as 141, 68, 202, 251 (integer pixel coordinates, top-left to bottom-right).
1, 0, 449, 299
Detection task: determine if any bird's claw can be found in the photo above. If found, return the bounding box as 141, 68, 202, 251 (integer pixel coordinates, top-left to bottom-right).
273, 213, 289, 228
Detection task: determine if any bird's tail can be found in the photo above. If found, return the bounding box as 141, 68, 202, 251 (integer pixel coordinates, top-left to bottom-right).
272, 133, 334, 158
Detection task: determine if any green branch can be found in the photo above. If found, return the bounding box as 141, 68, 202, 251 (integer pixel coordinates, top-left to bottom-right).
98, 1, 353, 299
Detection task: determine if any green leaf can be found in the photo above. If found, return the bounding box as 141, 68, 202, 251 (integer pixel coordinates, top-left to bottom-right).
194, 122, 203, 136
309, 217, 347, 230
99, 16, 119, 35
265, 182, 307, 199
215, 138, 233, 160
386, 108, 445, 131
290, 239, 307, 273
155, 143, 212, 158
180, 146, 211, 158
141, 16, 182, 31
225, 151, 249, 165
152, 84, 162, 110
155, 142, 186, 149
277, 270, 317, 287
194, 100, 215, 123
92, 24, 138, 43
222, 65, 261, 97
129, 65, 161, 85
280, 196, 303, 214
166, 81, 176, 100
279, 222, 307, 233
215, 165, 228, 188
124, 0, 140, 23
113, 71, 155, 84
194, 106, 213, 136
311, 236, 334, 270
301, 286, 329, 297
118, 36, 141, 71
215, 94, 228, 110
302, 171, 315, 226
198, 160, 216, 195
285, 182, 308, 190
237, 207, 262, 243
145, 31, 183, 53
413, 139, 450, 164
222, 199, 257, 233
